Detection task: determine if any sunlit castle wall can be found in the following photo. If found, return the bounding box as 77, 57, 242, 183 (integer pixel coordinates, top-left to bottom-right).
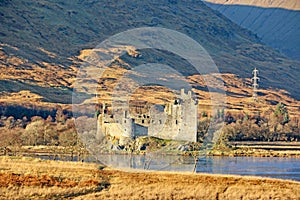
148, 89, 198, 142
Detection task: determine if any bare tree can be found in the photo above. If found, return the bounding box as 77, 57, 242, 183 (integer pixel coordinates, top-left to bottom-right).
0, 128, 22, 155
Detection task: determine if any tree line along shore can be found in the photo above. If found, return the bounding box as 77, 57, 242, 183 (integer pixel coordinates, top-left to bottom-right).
0, 102, 299, 158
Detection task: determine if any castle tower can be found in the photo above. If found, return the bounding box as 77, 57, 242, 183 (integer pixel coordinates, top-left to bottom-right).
177, 89, 198, 142
148, 89, 198, 142
97, 103, 134, 139
119, 110, 134, 138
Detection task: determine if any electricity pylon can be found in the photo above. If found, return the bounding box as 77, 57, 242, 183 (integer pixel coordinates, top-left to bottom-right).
252, 68, 260, 101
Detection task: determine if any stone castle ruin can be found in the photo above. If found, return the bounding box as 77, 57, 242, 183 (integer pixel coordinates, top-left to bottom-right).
97, 89, 198, 142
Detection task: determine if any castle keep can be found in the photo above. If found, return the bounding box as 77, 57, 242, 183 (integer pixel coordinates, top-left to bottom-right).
97, 89, 198, 142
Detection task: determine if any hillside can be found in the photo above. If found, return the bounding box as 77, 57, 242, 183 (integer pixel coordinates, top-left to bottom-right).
203, 0, 300, 10
204, 0, 300, 60
0, 0, 299, 114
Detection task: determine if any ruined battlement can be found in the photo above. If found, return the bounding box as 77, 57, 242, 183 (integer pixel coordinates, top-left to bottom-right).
97, 89, 198, 142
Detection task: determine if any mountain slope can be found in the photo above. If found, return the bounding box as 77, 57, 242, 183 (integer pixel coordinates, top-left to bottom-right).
203, 0, 300, 10
204, 0, 300, 60
0, 0, 299, 102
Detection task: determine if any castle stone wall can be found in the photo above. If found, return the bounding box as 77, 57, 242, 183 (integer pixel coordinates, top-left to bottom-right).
97, 89, 197, 142
148, 89, 197, 142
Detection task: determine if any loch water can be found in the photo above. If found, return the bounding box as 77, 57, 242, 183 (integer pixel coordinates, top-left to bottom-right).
95, 154, 300, 181
38, 154, 300, 181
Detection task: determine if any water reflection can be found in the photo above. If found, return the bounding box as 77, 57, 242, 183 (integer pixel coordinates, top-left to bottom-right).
97, 154, 196, 172
196, 156, 300, 181
96, 154, 300, 181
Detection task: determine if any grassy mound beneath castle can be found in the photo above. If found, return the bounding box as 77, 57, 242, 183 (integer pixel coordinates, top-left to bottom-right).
98, 136, 202, 155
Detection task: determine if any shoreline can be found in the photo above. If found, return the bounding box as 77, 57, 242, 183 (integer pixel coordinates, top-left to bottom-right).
3, 144, 300, 158
208, 149, 300, 158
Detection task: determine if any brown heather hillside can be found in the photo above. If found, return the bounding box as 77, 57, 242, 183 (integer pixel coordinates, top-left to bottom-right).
0, 0, 299, 117
0, 1, 299, 88
1, 46, 300, 120
75, 48, 300, 118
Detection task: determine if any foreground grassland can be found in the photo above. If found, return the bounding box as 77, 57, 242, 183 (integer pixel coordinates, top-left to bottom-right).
0, 156, 299, 200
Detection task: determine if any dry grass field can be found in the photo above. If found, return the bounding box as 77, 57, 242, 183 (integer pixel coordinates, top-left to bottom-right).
0, 156, 109, 199
0, 156, 299, 200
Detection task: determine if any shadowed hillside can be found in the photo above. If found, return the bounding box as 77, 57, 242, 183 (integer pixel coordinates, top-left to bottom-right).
204, 0, 300, 60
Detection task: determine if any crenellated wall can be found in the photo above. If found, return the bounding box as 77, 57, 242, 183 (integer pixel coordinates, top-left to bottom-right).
97, 89, 198, 142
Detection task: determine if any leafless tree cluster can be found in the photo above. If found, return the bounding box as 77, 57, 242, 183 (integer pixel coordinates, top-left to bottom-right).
0, 107, 88, 160
198, 103, 300, 143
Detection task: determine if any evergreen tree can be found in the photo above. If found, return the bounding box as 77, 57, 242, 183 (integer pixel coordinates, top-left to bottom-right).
274, 102, 289, 125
